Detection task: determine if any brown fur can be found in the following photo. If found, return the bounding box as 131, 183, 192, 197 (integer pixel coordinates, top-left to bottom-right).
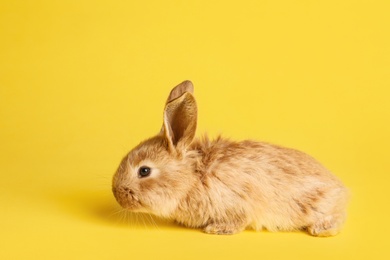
112, 81, 348, 236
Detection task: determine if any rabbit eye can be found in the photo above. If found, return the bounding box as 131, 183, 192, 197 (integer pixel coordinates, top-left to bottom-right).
138, 166, 151, 178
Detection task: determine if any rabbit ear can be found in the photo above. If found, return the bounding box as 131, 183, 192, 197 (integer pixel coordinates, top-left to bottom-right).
165, 80, 194, 104
162, 87, 197, 152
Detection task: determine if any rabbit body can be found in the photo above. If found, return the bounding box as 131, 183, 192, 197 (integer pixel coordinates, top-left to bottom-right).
112, 81, 348, 236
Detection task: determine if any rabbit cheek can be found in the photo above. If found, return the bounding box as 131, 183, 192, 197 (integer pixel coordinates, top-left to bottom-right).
138, 178, 181, 217
138, 179, 159, 205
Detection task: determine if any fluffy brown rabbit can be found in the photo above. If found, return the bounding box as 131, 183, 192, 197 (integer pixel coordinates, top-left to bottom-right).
112, 81, 348, 236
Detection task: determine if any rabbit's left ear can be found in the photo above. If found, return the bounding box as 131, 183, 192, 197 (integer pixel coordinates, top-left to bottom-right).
162, 82, 197, 152
165, 80, 194, 104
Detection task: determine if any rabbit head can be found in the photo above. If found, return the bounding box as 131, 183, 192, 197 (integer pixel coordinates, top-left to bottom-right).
112, 81, 199, 217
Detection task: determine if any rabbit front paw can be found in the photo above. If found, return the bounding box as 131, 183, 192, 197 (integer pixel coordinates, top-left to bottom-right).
203, 223, 245, 235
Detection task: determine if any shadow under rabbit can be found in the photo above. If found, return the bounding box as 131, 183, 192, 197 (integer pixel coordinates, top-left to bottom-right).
49, 187, 180, 230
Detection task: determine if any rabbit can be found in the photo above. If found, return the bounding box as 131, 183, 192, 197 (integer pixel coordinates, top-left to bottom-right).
112, 80, 348, 236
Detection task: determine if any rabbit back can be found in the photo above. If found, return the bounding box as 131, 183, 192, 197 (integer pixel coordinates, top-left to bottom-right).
174, 136, 348, 236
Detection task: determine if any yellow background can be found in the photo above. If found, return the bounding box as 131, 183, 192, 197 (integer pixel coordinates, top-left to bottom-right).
1, 0, 389, 259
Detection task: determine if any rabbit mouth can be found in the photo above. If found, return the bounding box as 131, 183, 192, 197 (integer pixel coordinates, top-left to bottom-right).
112, 186, 143, 210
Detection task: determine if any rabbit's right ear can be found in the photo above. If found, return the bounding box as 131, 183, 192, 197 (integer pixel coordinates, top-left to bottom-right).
162, 83, 197, 152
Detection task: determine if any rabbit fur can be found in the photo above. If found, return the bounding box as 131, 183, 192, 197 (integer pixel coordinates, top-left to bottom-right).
112, 81, 348, 236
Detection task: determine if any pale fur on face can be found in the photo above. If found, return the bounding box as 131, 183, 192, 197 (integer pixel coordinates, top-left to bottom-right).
112, 135, 199, 218
112, 81, 348, 236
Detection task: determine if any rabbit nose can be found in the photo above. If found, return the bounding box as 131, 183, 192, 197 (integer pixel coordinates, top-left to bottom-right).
112, 185, 133, 196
